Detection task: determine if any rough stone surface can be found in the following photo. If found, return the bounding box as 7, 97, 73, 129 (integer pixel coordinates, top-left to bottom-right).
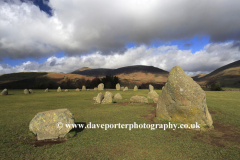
153, 97, 158, 103
98, 83, 104, 90
93, 97, 96, 101
134, 85, 138, 91
156, 66, 213, 127
1, 88, 8, 95
94, 87, 98, 91
29, 108, 74, 140
147, 90, 159, 99
95, 92, 104, 104
121, 87, 124, 91
116, 83, 120, 90
114, 93, 122, 99
149, 84, 154, 91
102, 91, 113, 104
65, 89, 69, 92
29, 89, 33, 93
45, 88, 49, 92
130, 95, 148, 103
82, 85, 86, 91
57, 87, 61, 92
76, 88, 80, 91
24, 89, 30, 94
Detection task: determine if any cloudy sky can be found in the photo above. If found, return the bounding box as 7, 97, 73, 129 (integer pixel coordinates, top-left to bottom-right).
0, 0, 240, 76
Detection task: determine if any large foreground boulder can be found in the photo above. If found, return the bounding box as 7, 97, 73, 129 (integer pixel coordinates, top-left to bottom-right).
102, 91, 113, 104
134, 85, 138, 91
57, 87, 61, 92
82, 85, 86, 91
116, 83, 120, 90
98, 83, 104, 90
95, 92, 104, 104
114, 93, 122, 99
147, 90, 159, 99
1, 88, 8, 95
24, 89, 30, 94
130, 95, 148, 103
156, 66, 213, 127
29, 108, 74, 140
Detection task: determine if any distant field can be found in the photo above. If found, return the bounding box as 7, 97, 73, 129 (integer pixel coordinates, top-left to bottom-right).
0, 89, 240, 159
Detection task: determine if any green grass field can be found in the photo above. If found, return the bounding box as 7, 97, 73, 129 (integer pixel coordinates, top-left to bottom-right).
0, 89, 240, 159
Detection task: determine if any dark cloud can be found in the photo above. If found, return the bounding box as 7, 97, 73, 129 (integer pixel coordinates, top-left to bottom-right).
1, 0, 240, 59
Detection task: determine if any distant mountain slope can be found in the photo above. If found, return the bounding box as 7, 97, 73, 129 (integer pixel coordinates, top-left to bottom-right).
192, 73, 209, 81
71, 65, 169, 76
195, 60, 240, 87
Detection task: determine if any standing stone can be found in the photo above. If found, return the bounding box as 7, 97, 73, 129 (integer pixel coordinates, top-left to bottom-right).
102, 91, 113, 104
153, 97, 158, 103
76, 88, 80, 91
147, 90, 159, 99
120, 87, 124, 91
124, 87, 128, 91
130, 95, 148, 103
29, 89, 33, 93
29, 108, 74, 140
134, 85, 138, 91
156, 66, 213, 127
65, 89, 69, 92
94, 87, 98, 91
116, 83, 120, 90
45, 88, 49, 92
24, 89, 30, 94
149, 84, 154, 91
114, 93, 122, 99
82, 85, 86, 91
1, 88, 8, 95
98, 83, 104, 90
95, 92, 104, 104
57, 87, 61, 92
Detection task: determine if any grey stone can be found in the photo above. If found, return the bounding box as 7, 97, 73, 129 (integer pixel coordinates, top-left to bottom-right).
134, 85, 138, 91
57, 87, 61, 92
149, 84, 154, 91
130, 95, 148, 103
102, 91, 113, 104
147, 90, 159, 99
98, 83, 104, 90
95, 92, 104, 104
114, 93, 122, 99
29, 108, 74, 140
1, 88, 8, 95
82, 85, 86, 91
24, 89, 30, 94
45, 88, 49, 92
156, 66, 213, 127
116, 83, 120, 90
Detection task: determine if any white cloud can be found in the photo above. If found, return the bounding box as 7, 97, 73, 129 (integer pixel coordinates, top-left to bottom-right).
1, 0, 240, 59
1, 41, 239, 76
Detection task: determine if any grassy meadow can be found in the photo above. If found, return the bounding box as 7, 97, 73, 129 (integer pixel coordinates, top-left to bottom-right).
0, 89, 240, 159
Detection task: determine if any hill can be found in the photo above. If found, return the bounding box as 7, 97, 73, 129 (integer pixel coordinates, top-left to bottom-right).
194, 60, 240, 88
